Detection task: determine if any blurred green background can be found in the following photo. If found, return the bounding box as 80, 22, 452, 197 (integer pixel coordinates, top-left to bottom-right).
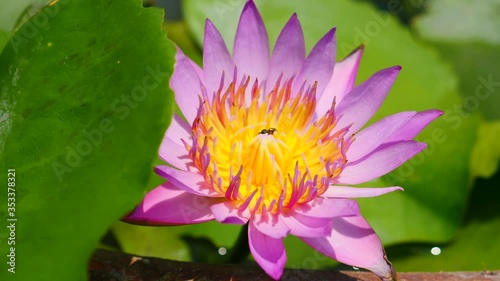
0, 0, 499, 280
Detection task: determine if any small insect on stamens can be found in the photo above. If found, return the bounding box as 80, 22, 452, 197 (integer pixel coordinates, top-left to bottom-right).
259, 128, 277, 135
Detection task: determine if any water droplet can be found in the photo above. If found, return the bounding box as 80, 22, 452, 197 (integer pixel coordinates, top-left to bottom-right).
431, 246, 441, 255
218, 247, 227, 255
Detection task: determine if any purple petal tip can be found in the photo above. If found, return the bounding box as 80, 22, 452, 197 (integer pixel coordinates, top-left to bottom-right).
340, 45, 364, 62
434, 109, 445, 116
380, 65, 402, 76
243, 0, 258, 11
417, 142, 428, 151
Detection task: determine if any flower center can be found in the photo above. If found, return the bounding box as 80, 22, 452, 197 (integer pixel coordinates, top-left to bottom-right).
184, 75, 350, 215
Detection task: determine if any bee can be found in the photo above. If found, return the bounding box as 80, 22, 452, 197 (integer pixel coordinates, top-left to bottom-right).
259, 128, 277, 135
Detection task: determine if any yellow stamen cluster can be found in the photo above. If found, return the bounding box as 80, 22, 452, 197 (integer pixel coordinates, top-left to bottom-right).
185, 75, 350, 215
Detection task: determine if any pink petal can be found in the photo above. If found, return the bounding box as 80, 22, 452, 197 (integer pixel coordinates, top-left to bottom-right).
335, 66, 401, 133
293, 197, 360, 218
266, 13, 305, 89
316, 46, 364, 117
124, 182, 216, 225
386, 109, 444, 142
347, 111, 417, 162
158, 136, 193, 171
301, 216, 396, 280
165, 114, 191, 146
233, 0, 269, 83
282, 212, 333, 238
337, 140, 427, 185
210, 201, 250, 225
321, 186, 403, 198
252, 213, 290, 239
189, 58, 204, 83
170, 49, 204, 123
155, 165, 223, 197
293, 28, 336, 96
203, 19, 234, 100
248, 222, 287, 280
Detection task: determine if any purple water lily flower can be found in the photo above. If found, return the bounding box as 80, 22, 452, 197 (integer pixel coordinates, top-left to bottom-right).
125, 1, 442, 280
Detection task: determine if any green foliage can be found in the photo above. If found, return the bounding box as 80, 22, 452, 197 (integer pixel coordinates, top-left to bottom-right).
415, 0, 500, 45
0, 30, 8, 52
414, 0, 500, 178
387, 170, 500, 270
470, 121, 500, 178
0, 0, 175, 280
0, 0, 48, 32
113, 220, 240, 262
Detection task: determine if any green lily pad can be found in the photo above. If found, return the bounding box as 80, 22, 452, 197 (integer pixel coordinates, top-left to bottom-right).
113, 220, 241, 261
413, 0, 500, 178
0, 0, 175, 280
0, 0, 49, 32
0, 0, 36, 31
387, 167, 500, 271
0, 0, 44, 53
0, 30, 8, 52
183, 0, 477, 252
470, 121, 500, 178
415, 0, 500, 45
388, 218, 500, 271
414, 0, 500, 120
